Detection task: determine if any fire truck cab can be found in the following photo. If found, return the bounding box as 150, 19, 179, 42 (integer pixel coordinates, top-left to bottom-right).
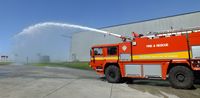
90, 28, 200, 89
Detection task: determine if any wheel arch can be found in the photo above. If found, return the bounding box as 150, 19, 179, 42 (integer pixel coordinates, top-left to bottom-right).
104, 63, 119, 73
167, 63, 191, 74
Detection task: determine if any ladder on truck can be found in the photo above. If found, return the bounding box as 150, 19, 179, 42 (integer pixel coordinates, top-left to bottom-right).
145, 27, 200, 38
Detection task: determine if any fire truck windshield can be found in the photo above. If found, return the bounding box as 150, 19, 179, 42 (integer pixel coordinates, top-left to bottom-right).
94, 48, 103, 55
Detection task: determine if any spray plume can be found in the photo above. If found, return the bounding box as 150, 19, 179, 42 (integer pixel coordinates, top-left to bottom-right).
13, 22, 122, 63
17, 22, 122, 38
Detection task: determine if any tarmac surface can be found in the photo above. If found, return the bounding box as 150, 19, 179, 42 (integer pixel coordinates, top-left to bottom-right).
0, 64, 200, 98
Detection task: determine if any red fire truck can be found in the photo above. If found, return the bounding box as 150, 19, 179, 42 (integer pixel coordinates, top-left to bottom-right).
90, 27, 200, 89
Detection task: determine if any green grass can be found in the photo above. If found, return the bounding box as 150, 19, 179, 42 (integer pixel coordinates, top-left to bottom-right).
33, 62, 92, 70
0, 62, 12, 65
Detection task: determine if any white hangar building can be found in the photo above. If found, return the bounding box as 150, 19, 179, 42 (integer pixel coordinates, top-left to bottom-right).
71, 11, 200, 61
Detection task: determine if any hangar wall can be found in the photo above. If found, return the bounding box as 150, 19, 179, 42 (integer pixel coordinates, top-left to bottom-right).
71, 11, 200, 61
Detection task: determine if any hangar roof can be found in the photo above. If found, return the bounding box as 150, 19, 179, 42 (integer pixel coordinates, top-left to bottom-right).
99, 11, 200, 29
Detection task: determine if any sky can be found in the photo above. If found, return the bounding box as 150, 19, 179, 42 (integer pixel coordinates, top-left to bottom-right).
1, 0, 200, 54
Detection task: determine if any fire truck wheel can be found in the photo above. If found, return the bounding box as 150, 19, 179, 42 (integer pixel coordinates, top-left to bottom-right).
105, 65, 121, 83
169, 66, 194, 89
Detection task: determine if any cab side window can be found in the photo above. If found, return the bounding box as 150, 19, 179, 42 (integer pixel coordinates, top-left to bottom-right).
107, 47, 117, 55
94, 48, 103, 55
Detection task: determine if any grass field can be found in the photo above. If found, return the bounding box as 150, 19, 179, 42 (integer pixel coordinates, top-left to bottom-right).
0, 62, 12, 65
33, 62, 92, 70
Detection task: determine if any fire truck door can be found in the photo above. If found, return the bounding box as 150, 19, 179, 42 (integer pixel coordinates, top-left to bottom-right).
93, 47, 105, 68
106, 46, 118, 61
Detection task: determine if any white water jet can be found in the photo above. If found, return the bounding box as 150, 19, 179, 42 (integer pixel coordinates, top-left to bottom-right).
16, 22, 121, 37
13, 22, 121, 64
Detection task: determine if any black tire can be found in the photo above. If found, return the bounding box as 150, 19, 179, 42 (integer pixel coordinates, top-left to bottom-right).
169, 66, 194, 89
105, 65, 121, 83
